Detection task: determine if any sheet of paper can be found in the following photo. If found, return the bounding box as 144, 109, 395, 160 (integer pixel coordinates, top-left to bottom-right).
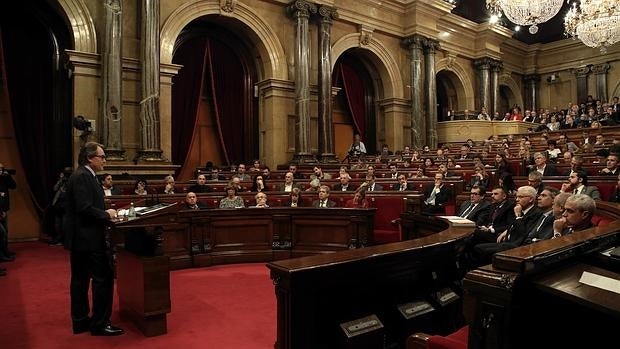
579, 271, 620, 295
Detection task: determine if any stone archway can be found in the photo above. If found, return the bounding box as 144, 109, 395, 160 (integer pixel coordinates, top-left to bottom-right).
57, 0, 97, 53
160, 0, 286, 80
435, 58, 475, 111
436, 69, 467, 119
499, 73, 524, 113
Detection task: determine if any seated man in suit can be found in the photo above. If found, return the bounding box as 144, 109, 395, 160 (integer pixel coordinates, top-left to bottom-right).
360, 174, 383, 192
333, 174, 355, 192
188, 174, 212, 193
530, 152, 557, 176
278, 172, 300, 192
552, 194, 596, 238
184, 192, 207, 210
468, 186, 516, 245
561, 169, 601, 200
312, 185, 336, 208
456, 185, 490, 223
600, 153, 619, 175
100, 173, 122, 196
527, 171, 545, 195
472, 186, 542, 266
523, 187, 560, 244
392, 174, 415, 191
422, 173, 450, 214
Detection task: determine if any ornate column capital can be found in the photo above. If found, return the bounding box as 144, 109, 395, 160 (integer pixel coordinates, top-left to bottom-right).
287, 0, 317, 19
572, 66, 590, 78
402, 34, 426, 50
422, 38, 440, 54
317, 5, 338, 24
490, 59, 503, 72
523, 74, 541, 83
591, 63, 610, 75
473, 57, 494, 70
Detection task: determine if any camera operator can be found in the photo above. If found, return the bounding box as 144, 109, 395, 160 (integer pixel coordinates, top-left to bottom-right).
49, 167, 73, 245
0, 162, 17, 267
347, 133, 367, 157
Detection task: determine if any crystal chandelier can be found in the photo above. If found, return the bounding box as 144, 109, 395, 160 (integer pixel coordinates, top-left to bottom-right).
486, 0, 563, 34
564, 1, 620, 53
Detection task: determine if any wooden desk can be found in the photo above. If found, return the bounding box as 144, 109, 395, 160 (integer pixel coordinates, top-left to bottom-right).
110, 206, 376, 337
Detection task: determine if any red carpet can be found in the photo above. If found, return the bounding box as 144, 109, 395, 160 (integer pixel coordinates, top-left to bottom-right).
0, 242, 276, 348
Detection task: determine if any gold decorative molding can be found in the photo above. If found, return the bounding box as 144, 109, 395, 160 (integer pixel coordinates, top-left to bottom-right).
220, 0, 237, 13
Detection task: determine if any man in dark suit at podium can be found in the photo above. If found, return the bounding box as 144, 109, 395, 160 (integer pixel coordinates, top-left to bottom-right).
63, 142, 124, 336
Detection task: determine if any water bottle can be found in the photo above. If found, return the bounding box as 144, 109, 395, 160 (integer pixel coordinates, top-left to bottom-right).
128, 202, 136, 218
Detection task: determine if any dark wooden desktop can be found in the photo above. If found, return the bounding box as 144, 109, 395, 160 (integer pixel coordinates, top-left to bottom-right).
109, 206, 376, 337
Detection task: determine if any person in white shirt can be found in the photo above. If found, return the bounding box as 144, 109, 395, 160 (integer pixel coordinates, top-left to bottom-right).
348, 133, 366, 157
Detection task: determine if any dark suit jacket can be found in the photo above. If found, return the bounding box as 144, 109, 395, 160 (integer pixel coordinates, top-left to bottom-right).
524, 211, 555, 243
476, 200, 516, 235
366, 183, 383, 191
103, 186, 122, 196
392, 183, 415, 191
278, 183, 301, 192
423, 185, 450, 206
0, 172, 16, 211
185, 202, 208, 210
456, 201, 490, 225
333, 183, 356, 191
531, 164, 557, 176
189, 184, 212, 193
63, 166, 111, 252
473, 206, 542, 264
312, 199, 336, 208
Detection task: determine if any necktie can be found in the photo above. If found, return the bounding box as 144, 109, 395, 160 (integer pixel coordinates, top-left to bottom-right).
534, 213, 549, 233
400, 185, 406, 191
461, 203, 475, 218
491, 204, 502, 221
573, 188, 578, 194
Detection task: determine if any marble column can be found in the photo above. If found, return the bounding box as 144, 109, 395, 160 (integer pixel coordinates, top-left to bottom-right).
423, 39, 440, 149
316, 6, 338, 163
473, 58, 492, 112
523, 74, 540, 111
101, 0, 125, 160
490, 60, 502, 116
403, 34, 425, 148
572, 67, 589, 105
591, 63, 610, 102
137, 0, 164, 161
287, 0, 317, 163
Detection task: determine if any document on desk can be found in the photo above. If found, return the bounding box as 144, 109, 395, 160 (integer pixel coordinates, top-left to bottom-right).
579, 271, 620, 295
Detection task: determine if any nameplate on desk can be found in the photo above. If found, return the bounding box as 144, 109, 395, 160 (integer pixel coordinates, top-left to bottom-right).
579, 271, 620, 295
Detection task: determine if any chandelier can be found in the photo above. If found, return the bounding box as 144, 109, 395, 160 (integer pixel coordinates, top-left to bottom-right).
486, 0, 563, 34
564, 1, 620, 53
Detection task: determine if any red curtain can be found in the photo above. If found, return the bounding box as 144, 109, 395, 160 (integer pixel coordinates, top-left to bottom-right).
172, 36, 249, 168
171, 36, 209, 168
335, 61, 366, 137
1, 25, 54, 212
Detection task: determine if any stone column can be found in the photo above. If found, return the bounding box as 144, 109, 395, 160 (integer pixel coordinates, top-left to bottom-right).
403, 34, 426, 148
523, 74, 540, 111
591, 63, 610, 102
572, 66, 590, 104
316, 5, 338, 163
473, 58, 492, 113
287, 0, 317, 163
101, 0, 125, 160
137, 0, 164, 161
423, 39, 440, 149
490, 60, 502, 116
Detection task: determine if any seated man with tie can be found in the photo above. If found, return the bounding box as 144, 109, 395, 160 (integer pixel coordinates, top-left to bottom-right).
552, 194, 596, 238
422, 173, 450, 214
184, 192, 207, 210
360, 174, 383, 192
561, 169, 601, 200
392, 174, 414, 191
456, 186, 490, 223
312, 185, 336, 208
472, 186, 542, 266
523, 187, 560, 244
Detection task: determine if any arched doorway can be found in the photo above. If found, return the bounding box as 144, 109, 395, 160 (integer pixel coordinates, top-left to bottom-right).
499, 85, 517, 116
332, 50, 379, 159
172, 18, 259, 179
436, 70, 466, 121
0, 1, 73, 210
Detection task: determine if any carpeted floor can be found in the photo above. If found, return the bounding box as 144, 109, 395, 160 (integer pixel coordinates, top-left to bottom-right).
0, 242, 276, 349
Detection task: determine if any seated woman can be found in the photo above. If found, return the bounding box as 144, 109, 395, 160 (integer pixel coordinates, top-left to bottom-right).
252, 174, 267, 192
219, 185, 245, 208
163, 175, 175, 194
345, 189, 369, 208
133, 179, 148, 195
252, 192, 269, 208
285, 187, 302, 207
467, 165, 490, 191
